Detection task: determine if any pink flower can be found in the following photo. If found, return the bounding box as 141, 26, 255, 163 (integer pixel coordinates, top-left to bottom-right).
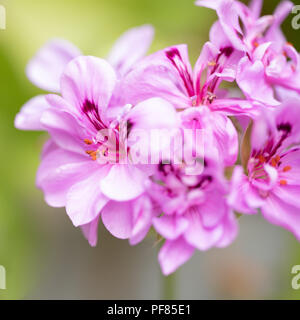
17, 53, 178, 246
196, 0, 300, 105
150, 159, 238, 275
229, 89, 300, 240
120, 42, 259, 166
15, 25, 154, 131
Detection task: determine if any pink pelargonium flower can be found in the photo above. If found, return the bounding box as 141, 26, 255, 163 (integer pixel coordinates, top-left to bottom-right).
196, 0, 293, 53
149, 158, 238, 275
19, 55, 178, 246
15, 25, 154, 131
228, 89, 300, 240
119, 42, 259, 166
196, 0, 300, 105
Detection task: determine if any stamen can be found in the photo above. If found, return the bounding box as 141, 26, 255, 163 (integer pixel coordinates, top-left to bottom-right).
84, 139, 93, 145
279, 179, 287, 186
283, 165, 292, 172
258, 155, 266, 163
208, 61, 217, 67
85, 150, 98, 161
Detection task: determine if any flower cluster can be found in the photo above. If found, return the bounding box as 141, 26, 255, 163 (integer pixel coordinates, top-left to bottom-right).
15, 0, 300, 275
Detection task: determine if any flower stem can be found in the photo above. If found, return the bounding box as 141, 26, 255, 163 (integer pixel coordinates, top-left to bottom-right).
162, 272, 176, 300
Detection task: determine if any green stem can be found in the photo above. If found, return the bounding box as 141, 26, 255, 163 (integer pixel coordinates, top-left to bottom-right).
162, 272, 176, 300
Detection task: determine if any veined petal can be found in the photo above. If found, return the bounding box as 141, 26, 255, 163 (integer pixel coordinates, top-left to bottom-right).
121, 45, 193, 109
107, 25, 154, 76
61, 56, 117, 116
26, 39, 81, 92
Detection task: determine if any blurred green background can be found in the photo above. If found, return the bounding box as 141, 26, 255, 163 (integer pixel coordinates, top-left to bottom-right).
0, 0, 300, 299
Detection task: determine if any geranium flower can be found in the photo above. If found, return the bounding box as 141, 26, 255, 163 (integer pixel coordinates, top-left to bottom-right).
196, 0, 300, 105
119, 41, 260, 166
15, 25, 154, 130
149, 158, 238, 275
229, 89, 300, 240
17, 55, 178, 246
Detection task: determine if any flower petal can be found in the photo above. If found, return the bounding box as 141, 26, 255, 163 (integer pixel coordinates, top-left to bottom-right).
61, 56, 116, 115
158, 237, 194, 276
26, 39, 81, 92
100, 165, 147, 201
107, 25, 154, 76
66, 169, 109, 227
101, 200, 133, 239
15, 95, 50, 131
37, 145, 95, 207
81, 215, 100, 247
153, 215, 189, 240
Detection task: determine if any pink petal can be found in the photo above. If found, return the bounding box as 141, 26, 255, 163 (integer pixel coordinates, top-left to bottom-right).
184, 207, 223, 251
15, 95, 50, 131
121, 45, 193, 109
36, 146, 95, 207
129, 196, 153, 245
128, 97, 178, 130
81, 215, 100, 247
158, 237, 194, 275
100, 165, 147, 201
101, 201, 133, 239
262, 193, 300, 241
237, 57, 280, 106
66, 169, 109, 227
60, 56, 116, 115
26, 39, 81, 92
216, 211, 239, 248
153, 215, 189, 240
107, 25, 154, 76
40, 107, 86, 154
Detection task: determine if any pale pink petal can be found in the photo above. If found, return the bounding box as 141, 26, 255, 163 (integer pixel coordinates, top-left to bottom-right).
237, 57, 280, 106
101, 201, 133, 239
153, 215, 189, 240
15, 95, 50, 131
26, 39, 81, 92
40, 108, 86, 154
107, 25, 154, 76
36, 146, 95, 207
66, 169, 110, 227
262, 194, 300, 241
100, 165, 147, 201
60, 56, 116, 115
184, 207, 223, 251
129, 196, 154, 245
158, 237, 195, 275
128, 98, 178, 130
81, 215, 100, 247
216, 211, 239, 248
249, 0, 263, 19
